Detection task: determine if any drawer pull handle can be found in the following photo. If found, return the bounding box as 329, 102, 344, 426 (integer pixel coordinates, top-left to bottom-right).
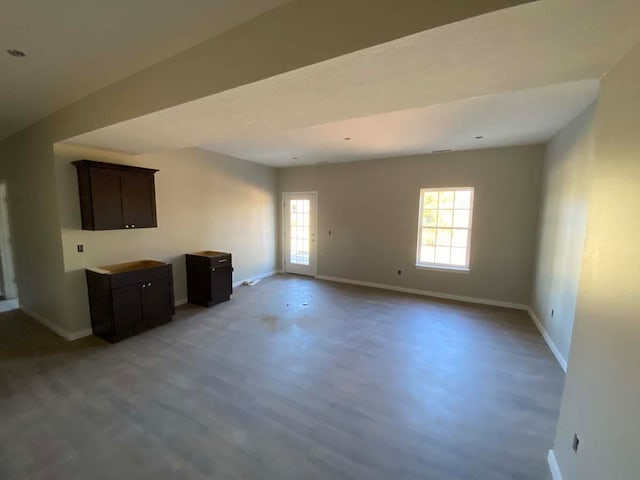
218, 259, 227, 263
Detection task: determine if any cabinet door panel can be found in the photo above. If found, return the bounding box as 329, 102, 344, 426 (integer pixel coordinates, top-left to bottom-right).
121, 172, 156, 228
143, 278, 172, 329
112, 285, 143, 341
210, 265, 232, 304
89, 168, 124, 230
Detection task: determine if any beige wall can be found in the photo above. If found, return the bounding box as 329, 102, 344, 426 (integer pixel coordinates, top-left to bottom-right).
0, 130, 69, 331
54, 144, 277, 335
278, 145, 543, 305
551, 42, 640, 480
531, 104, 596, 366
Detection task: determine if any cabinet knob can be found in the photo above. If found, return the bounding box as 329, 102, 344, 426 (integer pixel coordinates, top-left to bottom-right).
125, 225, 129, 228
211, 268, 216, 272
132, 225, 135, 228
142, 284, 146, 288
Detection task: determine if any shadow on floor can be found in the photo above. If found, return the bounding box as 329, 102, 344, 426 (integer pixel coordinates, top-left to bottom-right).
0, 309, 105, 360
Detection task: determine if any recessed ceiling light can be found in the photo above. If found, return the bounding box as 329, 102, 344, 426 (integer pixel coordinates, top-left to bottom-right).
6, 49, 26, 57
475, 136, 484, 139
344, 137, 351, 141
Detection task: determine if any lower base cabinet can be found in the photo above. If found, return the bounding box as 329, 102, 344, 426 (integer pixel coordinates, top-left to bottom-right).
186, 251, 233, 307
86, 261, 174, 343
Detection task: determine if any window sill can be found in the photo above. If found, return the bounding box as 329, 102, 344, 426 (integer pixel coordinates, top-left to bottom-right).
415, 264, 470, 274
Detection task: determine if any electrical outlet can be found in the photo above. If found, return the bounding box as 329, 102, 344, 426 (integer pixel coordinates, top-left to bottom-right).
77, 244, 84, 253
572, 433, 580, 453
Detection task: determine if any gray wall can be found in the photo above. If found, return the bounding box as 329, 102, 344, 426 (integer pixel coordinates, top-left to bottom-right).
55, 144, 278, 335
531, 104, 596, 366
278, 145, 544, 305
551, 41, 640, 480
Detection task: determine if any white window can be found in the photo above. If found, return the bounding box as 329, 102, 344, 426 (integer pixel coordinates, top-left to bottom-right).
416, 187, 474, 271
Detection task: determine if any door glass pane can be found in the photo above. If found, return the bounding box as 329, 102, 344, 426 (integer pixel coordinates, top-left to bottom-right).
290, 199, 310, 265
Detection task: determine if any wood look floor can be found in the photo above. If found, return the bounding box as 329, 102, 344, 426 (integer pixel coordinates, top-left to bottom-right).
0, 274, 563, 480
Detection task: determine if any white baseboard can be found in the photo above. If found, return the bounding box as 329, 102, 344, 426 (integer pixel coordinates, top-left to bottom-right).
548, 450, 563, 480
527, 307, 568, 372
233, 270, 280, 288
20, 306, 92, 341
314, 274, 528, 310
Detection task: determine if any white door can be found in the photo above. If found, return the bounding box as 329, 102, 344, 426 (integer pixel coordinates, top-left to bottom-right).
283, 192, 317, 276
0, 181, 18, 299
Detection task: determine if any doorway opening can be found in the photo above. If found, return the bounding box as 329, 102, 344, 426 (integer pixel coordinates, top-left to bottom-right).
0, 180, 19, 313
282, 192, 317, 276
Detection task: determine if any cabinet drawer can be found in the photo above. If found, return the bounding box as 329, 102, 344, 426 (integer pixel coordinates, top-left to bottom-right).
110, 264, 172, 289
208, 253, 232, 266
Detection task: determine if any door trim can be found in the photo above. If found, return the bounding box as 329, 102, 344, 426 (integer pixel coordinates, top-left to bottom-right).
282, 191, 318, 276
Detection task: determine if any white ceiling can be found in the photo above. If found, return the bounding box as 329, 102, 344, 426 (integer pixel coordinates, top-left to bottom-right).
65, 0, 640, 166
203, 80, 599, 166
0, 0, 289, 140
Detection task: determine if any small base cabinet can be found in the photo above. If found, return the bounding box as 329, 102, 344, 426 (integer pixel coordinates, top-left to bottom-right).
86, 260, 175, 343
186, 251, 233, 307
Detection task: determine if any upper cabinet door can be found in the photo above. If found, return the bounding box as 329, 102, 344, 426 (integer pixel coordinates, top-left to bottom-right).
73, 160, 158, 231
89, 167, 124, 230
121, 171, 157, 228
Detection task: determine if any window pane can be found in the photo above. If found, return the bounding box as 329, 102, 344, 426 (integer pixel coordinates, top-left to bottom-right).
437, 210, 453, 227
455, 190, 471, 209
424, 192, 439, 208
422, 228, 437, 246
420, 246, 436, 263
423, 209, 437, 227
451, 229, 468, 247
435, 246, 451, 264
439, 191, 454, 208
436, 228, 452, 246
453, 209, 470, 228
450, 247, 467, 266
418, 188, 472, 268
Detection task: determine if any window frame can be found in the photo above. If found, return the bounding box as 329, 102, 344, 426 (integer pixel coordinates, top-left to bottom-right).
415, 186, 474, 272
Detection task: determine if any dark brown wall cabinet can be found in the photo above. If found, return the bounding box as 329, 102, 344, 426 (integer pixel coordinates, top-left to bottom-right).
86, 260, 174, 343
73, 160, 158, 230
186, 251, 233, 307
